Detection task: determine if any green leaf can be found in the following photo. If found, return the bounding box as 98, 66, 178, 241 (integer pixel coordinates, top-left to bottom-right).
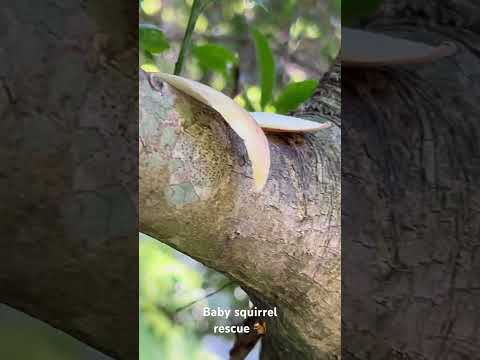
139, 51, 159, 73
274, 80, 318, 114
192, 44, 238, 74
139, 24, 170, 54
342, 0, 383, 25
251, 28, 275, 109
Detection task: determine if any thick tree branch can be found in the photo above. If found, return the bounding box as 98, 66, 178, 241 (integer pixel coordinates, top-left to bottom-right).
139, 70, 341, 359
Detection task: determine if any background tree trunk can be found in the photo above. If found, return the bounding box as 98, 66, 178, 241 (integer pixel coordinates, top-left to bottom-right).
342, 1, 480, 358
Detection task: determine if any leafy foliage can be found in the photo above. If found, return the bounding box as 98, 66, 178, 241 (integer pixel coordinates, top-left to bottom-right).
274, 80, 318, 114
247, 0, 270, 12
139, 0, 340, 114
139, 234, 221, 360
139, 24, 170, 54
192, 44, 238, 75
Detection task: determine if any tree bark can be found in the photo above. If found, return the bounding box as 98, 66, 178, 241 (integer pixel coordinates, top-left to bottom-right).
139, 67, 341, 359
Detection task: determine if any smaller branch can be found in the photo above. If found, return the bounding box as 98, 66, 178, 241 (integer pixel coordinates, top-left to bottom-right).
173, 0, 222, 75
229, 64, 241, 98
242, 92, 256, 111
174, 0, 203, 75
175, 281, 234, 313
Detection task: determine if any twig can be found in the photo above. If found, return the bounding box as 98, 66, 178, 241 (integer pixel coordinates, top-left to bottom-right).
174, 0, 203, 75
175, 281, 234, 313
229, 64, 241, 98
242, 92, 256, 111
174, 0, 219, 75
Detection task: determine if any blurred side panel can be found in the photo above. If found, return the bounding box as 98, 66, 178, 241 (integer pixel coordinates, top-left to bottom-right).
342, 1, 480, 359
0, 1, 138, 359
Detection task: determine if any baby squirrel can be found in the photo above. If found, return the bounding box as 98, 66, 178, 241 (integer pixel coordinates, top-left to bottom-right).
229, 317, 267, 360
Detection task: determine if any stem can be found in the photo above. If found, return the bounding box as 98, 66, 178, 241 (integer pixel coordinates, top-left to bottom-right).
242, 92, 256, 111
174, 0, 204, 75
174, 281, 234, 313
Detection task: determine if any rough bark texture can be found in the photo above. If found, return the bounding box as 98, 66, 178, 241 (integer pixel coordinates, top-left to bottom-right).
342, 1, 480, 359
139, 68, 341, 359
0, 2, 138, 359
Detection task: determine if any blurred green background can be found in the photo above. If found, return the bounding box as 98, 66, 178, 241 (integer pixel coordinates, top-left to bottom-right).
140, 233, 253, 359
140, 0, 340, 114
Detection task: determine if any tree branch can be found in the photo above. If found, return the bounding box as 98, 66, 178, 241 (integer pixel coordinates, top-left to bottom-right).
174, 0, 203, 75
139, 70, 341, 358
